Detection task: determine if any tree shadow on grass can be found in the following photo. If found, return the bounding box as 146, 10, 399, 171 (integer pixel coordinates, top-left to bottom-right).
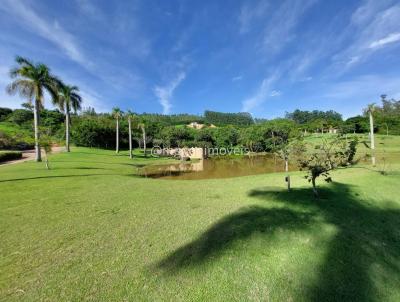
249, 183, 400, 301
157, 206, 314, 270
0, 173, 119, 183
157, 182, 400, 301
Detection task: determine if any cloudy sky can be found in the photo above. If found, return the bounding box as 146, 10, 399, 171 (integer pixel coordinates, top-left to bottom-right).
1, 0, 400, 118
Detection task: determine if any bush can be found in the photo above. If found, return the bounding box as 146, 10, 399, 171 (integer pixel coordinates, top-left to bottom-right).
0, 151, 22, 162
72, 117, 117, 149
0, 131, 34, 150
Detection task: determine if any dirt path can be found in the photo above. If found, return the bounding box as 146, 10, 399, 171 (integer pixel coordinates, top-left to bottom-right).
0, 146, 65, 166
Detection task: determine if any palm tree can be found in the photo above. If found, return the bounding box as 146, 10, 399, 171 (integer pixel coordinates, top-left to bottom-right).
112, 107, 123, 153
7, 56, 61, 162
367, 103, 376, 166
57, 84, 82, 152
126, 110, 135, 159
138, 122, 146, 157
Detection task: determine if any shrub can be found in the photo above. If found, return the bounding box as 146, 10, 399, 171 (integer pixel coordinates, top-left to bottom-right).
0, 131, 34, 150
0, 151, 22, 162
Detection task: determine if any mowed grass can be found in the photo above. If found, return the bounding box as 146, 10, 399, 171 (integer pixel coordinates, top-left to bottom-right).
1, 138, 400, 301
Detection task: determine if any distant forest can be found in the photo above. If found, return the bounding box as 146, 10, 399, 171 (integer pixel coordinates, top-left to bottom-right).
1, 96, 399, 150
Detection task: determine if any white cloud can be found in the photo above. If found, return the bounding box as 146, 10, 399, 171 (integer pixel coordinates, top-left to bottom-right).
270, 90, 281, 97
369, 32, 400, 48
154, 72, 186, 114
241, 74, 278, 112
232, 76, 243, 82
332, 2, 400, 71
2, 0, 87, 66
261, 0, 317, 54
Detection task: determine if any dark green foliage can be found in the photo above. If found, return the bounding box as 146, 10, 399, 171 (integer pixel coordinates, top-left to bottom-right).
344, 116, 369, 133
286, 109, 342, 125
140, 113, 204, 126
0, 151, 22, 162
159, 126, 196, 147
72, 117, 117, 149
10, 109, 33, 125
40, 109, 64, 134
0, 131, 34, 150
204, 110, 254, 126
0, 107, 12, 121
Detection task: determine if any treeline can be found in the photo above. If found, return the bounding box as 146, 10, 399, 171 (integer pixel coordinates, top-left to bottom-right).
204, 110, 254, 126
1, 96, 400, 151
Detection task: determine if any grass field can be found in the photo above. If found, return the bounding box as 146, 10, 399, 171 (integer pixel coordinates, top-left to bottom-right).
1, 136, 400, 301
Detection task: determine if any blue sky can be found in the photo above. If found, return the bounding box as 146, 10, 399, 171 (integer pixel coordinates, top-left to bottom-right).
1, 0, 400, 118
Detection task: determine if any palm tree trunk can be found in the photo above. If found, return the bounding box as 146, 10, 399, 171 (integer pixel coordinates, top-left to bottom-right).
33, 98, 41, 162
128, 117, 132, 159
142, 126, 146, 157
369, 111, 375, 166
116, 117, 119, 154
65, 110, 70, 152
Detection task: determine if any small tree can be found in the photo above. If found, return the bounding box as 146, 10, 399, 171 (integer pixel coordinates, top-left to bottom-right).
40, 128, 53, 170
297, 135, 358, 197
275, 137, 305, 191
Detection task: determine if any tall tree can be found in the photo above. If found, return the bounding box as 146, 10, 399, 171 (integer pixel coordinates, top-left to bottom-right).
367, 103, 376, 166
138, 122, 147, 157
57, 84, 82, 152
7, 56, 60, 161
126, 110, 135, 159
112, 107, 123, 154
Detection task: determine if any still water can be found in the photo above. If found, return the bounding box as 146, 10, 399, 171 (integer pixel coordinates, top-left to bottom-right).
139, 155, 295, 180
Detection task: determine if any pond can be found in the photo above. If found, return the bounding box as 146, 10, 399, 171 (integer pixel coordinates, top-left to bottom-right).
139, 155, 296, 180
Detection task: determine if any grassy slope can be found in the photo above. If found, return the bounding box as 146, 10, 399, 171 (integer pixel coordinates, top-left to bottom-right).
0, 122, 32, 138
0, 137, 399, 301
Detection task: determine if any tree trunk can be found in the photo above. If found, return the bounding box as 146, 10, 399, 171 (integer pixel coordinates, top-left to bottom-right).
65, 110, 70, 152
285, 159, 290, 191
33, 98, 42, 162
386, 124, 389, 136
44, 150, 50, 170
369, 111, 375, 166
142, 126, 146, 157
128, 117, 132, 159
116, 117, 119, 154
312, 177, 318, 198
369, 112, 375, 149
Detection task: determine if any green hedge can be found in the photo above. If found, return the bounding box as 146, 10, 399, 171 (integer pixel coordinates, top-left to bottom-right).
0, 151, 23, 162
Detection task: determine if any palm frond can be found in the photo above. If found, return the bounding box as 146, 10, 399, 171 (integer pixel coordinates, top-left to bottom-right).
6, 80, 35, 100
15, 56, 34, 68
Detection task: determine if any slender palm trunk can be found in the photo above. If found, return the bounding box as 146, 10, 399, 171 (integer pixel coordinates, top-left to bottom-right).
369, 111, 375, 166
33, 98, 41, 162
142, 126, 146, 157
116, 117, 119, 154
65, 110, 70, 152
128, 117, 132, 159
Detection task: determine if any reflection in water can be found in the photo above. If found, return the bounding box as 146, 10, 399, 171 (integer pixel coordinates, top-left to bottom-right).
140, 155, 296, 180
140, 151, 400, 180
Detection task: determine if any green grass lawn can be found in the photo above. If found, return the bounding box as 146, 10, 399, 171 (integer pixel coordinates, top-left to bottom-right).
1, 138, 400, 301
